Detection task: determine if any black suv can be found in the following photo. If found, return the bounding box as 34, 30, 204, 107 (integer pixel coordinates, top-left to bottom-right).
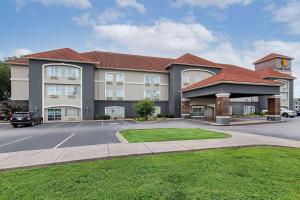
10, 112, 43, 128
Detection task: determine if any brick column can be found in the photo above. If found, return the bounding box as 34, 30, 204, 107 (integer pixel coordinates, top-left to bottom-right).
215, 93, 230, 125
267, 95, 281, 121
181, 99, 191, 118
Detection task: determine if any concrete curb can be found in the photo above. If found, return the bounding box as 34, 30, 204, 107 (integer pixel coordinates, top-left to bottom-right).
115, 131, 129, 143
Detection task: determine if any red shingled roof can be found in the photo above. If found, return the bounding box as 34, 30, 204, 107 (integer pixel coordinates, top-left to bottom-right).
5, 57, 29, 66
82, 51, 174, 72
253, 53, 294, 64
166, 53, 219, 68
255, 68, 296, 80
182, 64, 280, 92
26, 48, 96, 63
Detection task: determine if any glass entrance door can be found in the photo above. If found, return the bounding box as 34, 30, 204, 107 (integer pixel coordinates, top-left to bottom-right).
48, 108, 62, 121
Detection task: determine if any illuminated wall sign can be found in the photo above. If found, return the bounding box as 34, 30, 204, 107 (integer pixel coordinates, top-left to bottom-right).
277, 59, 290, 71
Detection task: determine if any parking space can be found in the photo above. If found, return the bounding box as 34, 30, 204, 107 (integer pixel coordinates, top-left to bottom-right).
0, 118, 299, 154
0, 120, 137, 153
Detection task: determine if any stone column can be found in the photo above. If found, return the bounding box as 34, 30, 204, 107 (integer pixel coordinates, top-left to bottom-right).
215, 93, 231, 125
267, 95, 281, 121
181, 99, 191, 118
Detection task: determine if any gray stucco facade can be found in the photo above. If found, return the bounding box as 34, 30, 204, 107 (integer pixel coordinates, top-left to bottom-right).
95, 100, 169, 118
168, 64, 221, 117
28, 59, 95, 120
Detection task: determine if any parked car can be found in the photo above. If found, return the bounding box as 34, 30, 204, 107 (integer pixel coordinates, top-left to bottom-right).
10, 112, 43, 128
0, 112, 6, 120
297, 110, 300, 116
280, 108, 297, 118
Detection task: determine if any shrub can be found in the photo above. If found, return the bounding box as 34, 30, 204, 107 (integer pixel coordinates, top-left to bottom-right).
95, 115, 111, 120
134, 100, 155, 120
157, 114, 163, 118
165, 114, 174, 118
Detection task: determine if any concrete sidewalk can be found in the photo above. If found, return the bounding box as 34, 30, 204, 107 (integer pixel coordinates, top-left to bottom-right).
0, 129, 299, 171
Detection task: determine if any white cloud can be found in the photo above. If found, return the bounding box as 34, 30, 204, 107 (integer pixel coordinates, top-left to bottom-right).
94, 20, 217, 56
73, 12, 94, 26
13, 48, 33, 57
16, 0, 92, 10
116, 0, 146, 13
97, 8, 124, 24
172, 0, 253, 9
271, 0, 300, 35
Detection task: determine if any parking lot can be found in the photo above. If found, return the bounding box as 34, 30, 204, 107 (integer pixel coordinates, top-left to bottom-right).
0, 117, 299, 154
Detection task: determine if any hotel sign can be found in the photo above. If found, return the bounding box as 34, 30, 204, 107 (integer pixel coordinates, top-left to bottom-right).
277, 59, 290, 71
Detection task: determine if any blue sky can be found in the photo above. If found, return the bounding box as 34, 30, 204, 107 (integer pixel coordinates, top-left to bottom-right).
1, 0, 299, 97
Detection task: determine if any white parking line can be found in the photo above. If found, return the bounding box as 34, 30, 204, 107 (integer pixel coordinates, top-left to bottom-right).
53, 133, 76, 149
78, 122, 85, 126
0, 136, 32, 148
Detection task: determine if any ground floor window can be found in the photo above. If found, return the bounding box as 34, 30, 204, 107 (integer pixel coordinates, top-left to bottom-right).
65, 107, 80, 117
105, 106, 125, 118
48, 108, 62, 121
191, 106, 204, 117
153, 106, 161, 116
244, 106, 255, 115
229, 106, 233, 115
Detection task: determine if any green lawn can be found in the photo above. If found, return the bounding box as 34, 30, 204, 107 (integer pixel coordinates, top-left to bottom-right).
121, 128, 230, 143
1, 147, 300, 199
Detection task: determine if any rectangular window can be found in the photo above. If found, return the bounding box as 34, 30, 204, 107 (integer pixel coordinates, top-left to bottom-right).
65, 108, 79, 117
65, 86, 79, 96
153, 89, 160, 99
47, 66, 60, 77
106, 88, 113, 98
191, 106, 204, 117
48, 108, 61, 121
116, 88, 124, 98
144, 90, 151, 99
152, 76, 160, 85
144, 75, 151, 84
244, 106, 255, 115
66, 67, 79, 78
105, 73, 114, 82
153, 106, 161, 116
229, 106, 233, 115
116, 73, 124, 82
47, 85, 62, 96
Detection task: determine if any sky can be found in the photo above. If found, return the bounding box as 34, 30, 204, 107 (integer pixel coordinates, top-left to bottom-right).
0, 0, 299, 97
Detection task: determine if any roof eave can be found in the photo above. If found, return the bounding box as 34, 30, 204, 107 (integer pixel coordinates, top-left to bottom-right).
26, 57, 98, 65
165, 62, 223, 69
182, 81, 281, 92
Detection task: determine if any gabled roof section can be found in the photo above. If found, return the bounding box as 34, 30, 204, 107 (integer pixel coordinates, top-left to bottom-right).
253, 53, 294, 65
26, 48, 96, 64
81, 51, 174, 72
182, 64, 281, 92
255, 68, 296, 80
166, 53, 220, 68
5, 57, 29, 66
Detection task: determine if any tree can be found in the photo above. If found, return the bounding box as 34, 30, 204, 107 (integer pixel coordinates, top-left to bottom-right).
0, 61, 11, 101
134, 100, 155, 119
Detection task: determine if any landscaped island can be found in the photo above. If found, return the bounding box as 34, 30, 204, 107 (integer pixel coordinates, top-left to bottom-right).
1, 147, 299, 199
121, 128, 230, 143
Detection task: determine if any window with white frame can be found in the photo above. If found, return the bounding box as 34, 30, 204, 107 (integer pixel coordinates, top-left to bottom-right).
66, 67, 79, 78
153, 89, 160, 99
144, 89, 151, 99
105, 106, 125, 118
153, 106, 161, 116
229, 106, 233, 115
144, 75, 151, 84
47, 85, 62, 96
106, 88, 113, 98
116, 88, 124, 98
116, 73, 124, 82
65, 86, 79, 96
47, 66, 60, 77
191, 106, 205, 117
105, 73, 114, 82
244, 106, 255, 115
65, 107, 79, 117
152, 76, 160, 85
183, 76, 189, 84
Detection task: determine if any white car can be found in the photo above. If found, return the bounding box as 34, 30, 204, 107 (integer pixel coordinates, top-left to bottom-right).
280, 108, 297, 118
